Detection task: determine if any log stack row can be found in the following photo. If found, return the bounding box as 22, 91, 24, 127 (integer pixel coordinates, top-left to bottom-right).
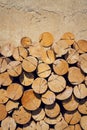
0, 32, 87, 130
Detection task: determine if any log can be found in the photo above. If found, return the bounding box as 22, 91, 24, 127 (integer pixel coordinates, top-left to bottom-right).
32, 108, 45, 121
64, 125, 74, 130
21, 37, 32, 48
21, 89, 41, 111
6, 100, 19, 113
53, 59, 68, 75
61, 32, 75, 45
22, 56, 38, 72
73, 84, 87, 99
0, 72, 12, 86
62, 95, 79, 111
64, 111, 81, 125
41, 90, 55, 105
0, 89, 8, 104
7, 83, 23, 101
80, 116, 87, 130
16, 127, 23, 130
1, 116, 16, 130
41, 49, 55, 64
19, 71, 34, 86
0, 104, 7, 121
12, 106, 31, 125
45, 103, 60, 118
53, 40, 69, 57
73, 40, 87, 53
7, 61, 22, 77
1, 43, 14, 57
66, 48, 79, 64
39, 32, 54, 47
48, 73, 66, 93
68, 67, 85, 85
37, 63, 51, 78
85, 76, 87, 85
56, 86, 72, 100
23, 121, 36, 130
36, 120, 49, 130
0, 57, 8, 73
13, 46, 28, 61
78, 101, 87, 114
75, 124, 82, 130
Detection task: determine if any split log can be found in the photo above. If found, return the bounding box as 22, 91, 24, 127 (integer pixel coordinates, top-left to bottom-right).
32, 77, 48, 94
7, 83, 23, 100
0, 57, 8, 73
80, 116, 87, 130
0, 89, 8, 104
73, 84, 87, 99
21, 37, 32, 48
32, 108, 45, 121
6, 100, 19, 113
62, 95, 79, 111
39, 32, 54, 47
73, 40, 87, 53
23, 121, 36, 130
68, 67, 85, 85
78, 101, 87, 114
75, 124, 82, 130
56, 86, 72, 100
21, 89, 41, 111
64, 111, 81, 125
37, 63, 51, 78
12, 106, 31, 125
61, 32, 75, 45
41, 90, 55, 105
19, 72, 34, 86
7, 61, 22, 77
48, 73, 66, 93
45, 103, 60, 118
0, 72, 12, 86
1, 116, 16, 130
13, 46, 28, 61
53, 59, 68, 75
22, 56, 38, 72
36, 120, 49, 130
0, 104, 7, 121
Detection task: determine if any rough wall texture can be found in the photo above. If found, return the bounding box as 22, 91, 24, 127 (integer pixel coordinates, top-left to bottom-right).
0, 0, 87, 46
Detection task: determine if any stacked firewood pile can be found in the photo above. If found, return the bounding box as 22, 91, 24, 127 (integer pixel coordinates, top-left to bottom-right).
0, 32, 87, 130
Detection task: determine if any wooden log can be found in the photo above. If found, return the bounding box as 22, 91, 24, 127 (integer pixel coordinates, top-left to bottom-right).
80, 116, 87, 130
12, 106, 31, 125
0, 72, 12, 86
21, 89, 41, 111
0, 89, 8, 104
7, 61, 22, 77
32, 108, 45, 121
53, 40, 69, 57
41, 90, 55, 105
21, 37, 32, 48
1, 116, 16, 130
13, 46, 28, 61
64, 111, 81, 125
0, 104, 7, 121
53, 59, 68, 75
66, 48, 79, 64
78, 53, 87, 73
73, 40, 87, 53
45, 103, 60, 118
78, 101, 87, 114
75, 124, 82, 130
41, 49, 55, 64
16, 127, 23, 130
56, 86, 72, 100
23, 121, 36, 130
85, 76, 87, 85
19, 72, 34, 86
73, 84, 87, 99
61, 32, 75, 45
37, 63, 51, 78
6, 100, 19, 113
39, 32, 54, 47
32, 77, 48, 94
64, 125, 74, 130
22, 56, 38, 72
62, 95, 79, 111
68, 67, 85, 85
7, 83, 23, 101
1, 43, 14, 57
0, 127, 2, 130
48, 73, 66, 93
0, 57, 8, 73
36, 120, 49, 130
